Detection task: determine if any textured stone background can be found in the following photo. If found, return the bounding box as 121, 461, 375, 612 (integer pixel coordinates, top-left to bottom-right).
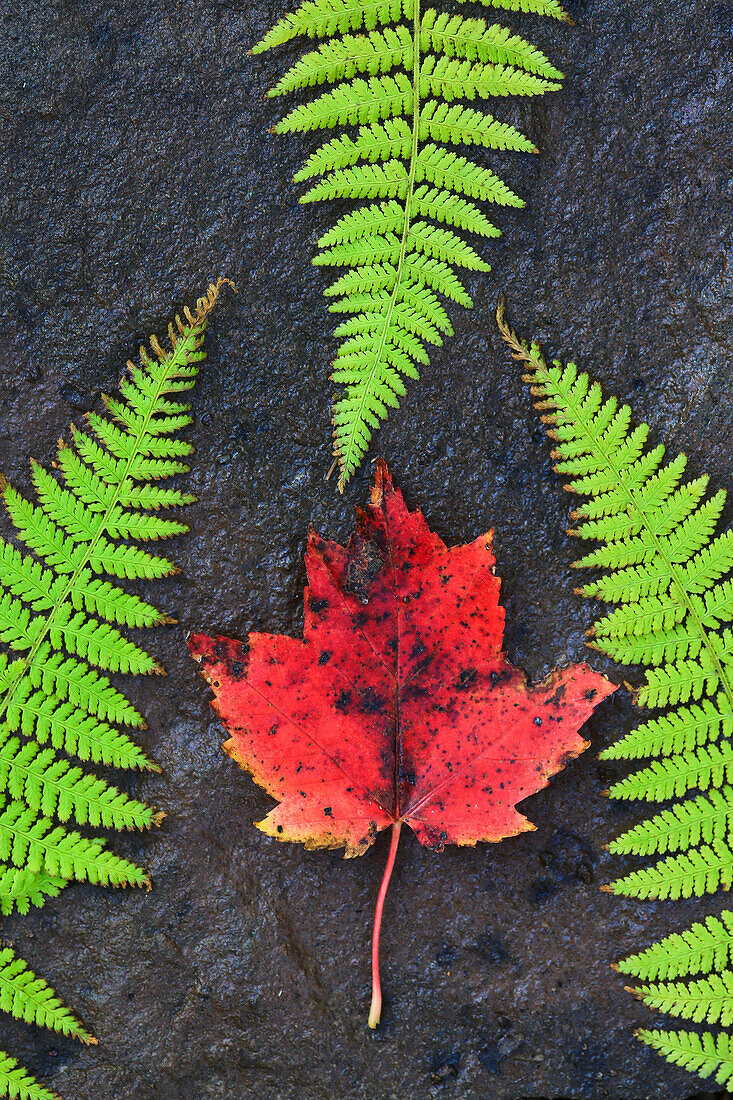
1, 1, 732, 1097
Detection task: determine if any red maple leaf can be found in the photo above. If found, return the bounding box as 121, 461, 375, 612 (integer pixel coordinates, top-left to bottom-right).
189, 462, 615, 1026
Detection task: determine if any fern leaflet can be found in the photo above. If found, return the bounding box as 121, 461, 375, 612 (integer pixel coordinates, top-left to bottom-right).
497, 296, 733, 1088
629, 968, 733, 1027
0, 280, 232, 1099
0, 1051, 60, 1100
255, 0, 569, 488
0, 947, 94, 1044
636, 1029, 733, 1088
617, 913, 733, 983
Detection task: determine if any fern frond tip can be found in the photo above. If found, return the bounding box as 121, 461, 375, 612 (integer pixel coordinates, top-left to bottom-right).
184, 277, 236, 329
258, 0, 568, 480
636, 1027, 733, 1087
0, 1051, 62, 1100
496, 294, 535, 367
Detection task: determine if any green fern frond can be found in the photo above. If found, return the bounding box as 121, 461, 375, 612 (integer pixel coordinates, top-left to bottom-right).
0, 866, 66, 917
0, 1051, 60, 1100
256, 0, 567, 488
605, 842, 733, 901
7, 686, 152, 771
630, 968, 733, 1027
0, 732, 159, 830
0, 799, 148, 888
0, 947, 94, 1044
0, 279, 232, 1099
599, 695, 733, 761
636, 1029, 733, 1089
0, 947, 95, 1099
607, 788, 733, 858
498, 296, 733, 1086
607, 743, 733, 803
617, 912, 733, 983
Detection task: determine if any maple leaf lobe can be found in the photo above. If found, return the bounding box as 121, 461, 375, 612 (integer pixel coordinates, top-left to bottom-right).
189, 461, 616, 858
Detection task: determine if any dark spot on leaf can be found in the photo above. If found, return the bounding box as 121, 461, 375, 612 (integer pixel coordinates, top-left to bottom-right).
323, 806, 332, 817
334, 690, 352, 713
547, 684, 567, 707
456, 667, 477, 690
359, 687, 385, 714
310, 598, 328, 614
318, 650, 332, 665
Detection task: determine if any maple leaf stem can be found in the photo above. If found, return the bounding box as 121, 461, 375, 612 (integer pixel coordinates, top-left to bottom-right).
368, 819, 402, 1029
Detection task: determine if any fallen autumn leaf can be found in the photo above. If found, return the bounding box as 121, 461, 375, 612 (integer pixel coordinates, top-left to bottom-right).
189, 461, 615, 1026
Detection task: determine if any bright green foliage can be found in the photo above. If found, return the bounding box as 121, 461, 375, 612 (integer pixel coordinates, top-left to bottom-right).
637, 1030, 733, 1088
498, 300, 733, 892
606, 842, 733, 901
618, 912, 733, 983
607, 788, 733, 858
0, 279, 231, 1099
0, 947, 94, 1043
255, 0, 568, 489
0, 798, 149, 887
607, 744, 733, 803
0, 731, 159, 830
601, 696, 733, 761
498, 298, 733, 1088
0, 1051, 60, 1100
630, 968, 733, 1027
0, 866, 65, 917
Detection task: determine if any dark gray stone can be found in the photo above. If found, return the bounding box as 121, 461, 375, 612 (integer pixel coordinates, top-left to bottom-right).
0, 1, 731, 1097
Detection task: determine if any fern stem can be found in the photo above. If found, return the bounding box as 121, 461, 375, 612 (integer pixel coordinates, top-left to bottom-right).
0, 291, 221, 734
335, 0, 422, 491
368, 819, 401, 1029
497, 301, 733, 716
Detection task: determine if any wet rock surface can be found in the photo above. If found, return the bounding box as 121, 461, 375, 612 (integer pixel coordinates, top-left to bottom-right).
0, 1, 732, 1097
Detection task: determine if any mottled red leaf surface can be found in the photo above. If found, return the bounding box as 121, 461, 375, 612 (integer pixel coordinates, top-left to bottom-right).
189, 461, 615, 1025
